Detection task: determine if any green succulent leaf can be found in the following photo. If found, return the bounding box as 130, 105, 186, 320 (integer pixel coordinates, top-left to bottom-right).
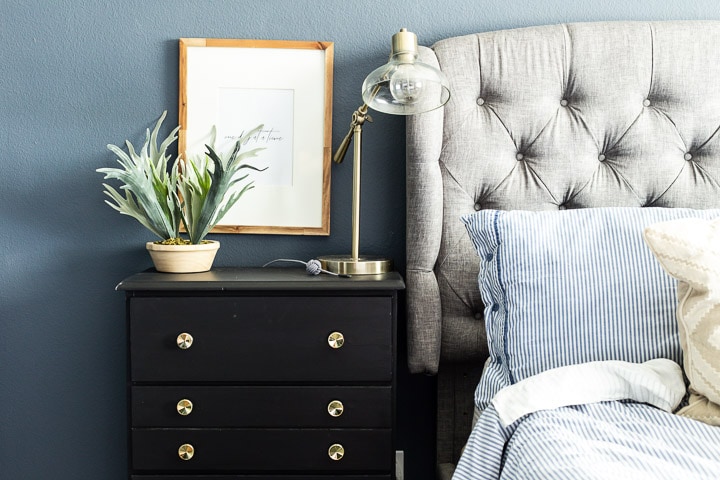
179, 125, 267, 244
98, 112, 267, 244
97, 111, 181, 241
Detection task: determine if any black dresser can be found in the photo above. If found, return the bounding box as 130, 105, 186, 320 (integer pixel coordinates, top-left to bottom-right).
117, 267, 405, 479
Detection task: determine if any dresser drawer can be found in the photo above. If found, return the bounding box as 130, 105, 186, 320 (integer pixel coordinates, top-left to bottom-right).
129, 296, 392, 382
132, 475, 391, 479
132, 386, 392, 428
131, 429, 392, 472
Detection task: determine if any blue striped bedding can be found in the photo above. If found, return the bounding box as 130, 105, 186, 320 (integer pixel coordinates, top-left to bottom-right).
456, 208, 720, 478
453, 400, 720, 480
461, 207, 720, 412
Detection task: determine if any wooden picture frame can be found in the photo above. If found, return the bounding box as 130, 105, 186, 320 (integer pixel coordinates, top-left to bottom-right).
179, 38, 333, 235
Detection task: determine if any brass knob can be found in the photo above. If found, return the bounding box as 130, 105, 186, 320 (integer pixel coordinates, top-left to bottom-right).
176, 399, 193, 416
328, 332, 344, 349
328, 443, 345, 461
327, 400, 344, 417
176, 333, 193, 350
178, 443, 194, 461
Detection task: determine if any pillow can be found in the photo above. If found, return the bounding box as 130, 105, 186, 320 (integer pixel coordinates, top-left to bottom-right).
644, 217, 720, 426
461, 207, 720, 411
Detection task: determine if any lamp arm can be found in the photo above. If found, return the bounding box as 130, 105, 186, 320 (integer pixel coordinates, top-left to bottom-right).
333, 103, 372, 164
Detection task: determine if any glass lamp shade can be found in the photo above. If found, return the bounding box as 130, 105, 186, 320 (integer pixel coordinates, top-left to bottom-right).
361, 29, 450, 115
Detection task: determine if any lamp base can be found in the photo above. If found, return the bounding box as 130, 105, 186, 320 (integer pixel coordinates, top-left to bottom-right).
318, 255, 393, 275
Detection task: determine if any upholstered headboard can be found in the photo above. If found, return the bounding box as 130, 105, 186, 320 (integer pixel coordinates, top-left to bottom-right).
405, 20, 720, 476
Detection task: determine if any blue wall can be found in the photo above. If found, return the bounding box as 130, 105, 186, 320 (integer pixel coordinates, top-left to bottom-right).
2, 1, 717, 478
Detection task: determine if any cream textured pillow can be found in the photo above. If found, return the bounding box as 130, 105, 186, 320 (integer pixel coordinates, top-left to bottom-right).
644, 217, 720, 426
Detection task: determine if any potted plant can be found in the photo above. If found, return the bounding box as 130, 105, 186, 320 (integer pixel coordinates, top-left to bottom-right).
97, 111, 265, 273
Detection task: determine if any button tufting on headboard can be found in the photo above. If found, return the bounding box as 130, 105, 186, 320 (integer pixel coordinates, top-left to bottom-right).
407, 20, 720, 377
406, 21, 720, 471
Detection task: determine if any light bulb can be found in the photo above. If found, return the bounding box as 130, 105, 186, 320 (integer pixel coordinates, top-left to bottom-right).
389, 64, 424, 104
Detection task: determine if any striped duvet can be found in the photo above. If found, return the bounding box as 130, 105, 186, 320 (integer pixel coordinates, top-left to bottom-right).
454, 399, 720, 479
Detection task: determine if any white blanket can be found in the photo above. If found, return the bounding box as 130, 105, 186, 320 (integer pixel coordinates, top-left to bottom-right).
491, 358, 685, 427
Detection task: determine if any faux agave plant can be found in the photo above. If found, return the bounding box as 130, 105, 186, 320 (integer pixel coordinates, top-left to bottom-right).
97, 111, 266, 244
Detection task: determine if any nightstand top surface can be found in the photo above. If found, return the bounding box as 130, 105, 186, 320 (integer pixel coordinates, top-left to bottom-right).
117, 266, 405, 292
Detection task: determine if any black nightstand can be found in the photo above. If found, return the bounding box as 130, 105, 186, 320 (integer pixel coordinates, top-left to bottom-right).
117, 267, 405, 479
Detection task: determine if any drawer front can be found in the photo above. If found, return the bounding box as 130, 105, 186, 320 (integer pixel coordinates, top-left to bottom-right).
132, 476, 391, 479
131, 429, 392, 472
132, 386, 392, 428
129, 296, 392, 382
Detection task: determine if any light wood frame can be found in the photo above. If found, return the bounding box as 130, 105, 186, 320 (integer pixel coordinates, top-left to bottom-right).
179, 38, 333, 235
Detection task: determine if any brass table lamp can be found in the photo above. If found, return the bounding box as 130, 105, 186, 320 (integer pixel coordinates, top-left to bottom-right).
319, 28, 450, 275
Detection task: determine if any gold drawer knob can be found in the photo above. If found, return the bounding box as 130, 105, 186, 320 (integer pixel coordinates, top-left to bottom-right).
327, 400, 344, 417
327, 331, 344, 349
328, 443, 344, 461
176, 333, 194, 350
178, 443, 194, 461
176, 399, 193, 416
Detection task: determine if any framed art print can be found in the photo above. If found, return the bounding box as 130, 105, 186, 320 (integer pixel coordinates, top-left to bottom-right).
179, 38, 333, 235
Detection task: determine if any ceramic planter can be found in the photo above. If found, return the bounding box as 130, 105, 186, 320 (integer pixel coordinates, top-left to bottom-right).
145, 240, 220, 273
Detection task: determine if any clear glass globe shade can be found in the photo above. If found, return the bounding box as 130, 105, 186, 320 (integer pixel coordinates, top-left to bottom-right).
362, 57, 450, 115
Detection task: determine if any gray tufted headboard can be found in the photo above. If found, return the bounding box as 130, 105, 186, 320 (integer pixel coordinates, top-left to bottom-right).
405, 20, 720, 476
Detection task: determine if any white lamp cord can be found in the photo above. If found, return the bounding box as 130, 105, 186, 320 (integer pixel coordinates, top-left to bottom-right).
262, 259, 351, 278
